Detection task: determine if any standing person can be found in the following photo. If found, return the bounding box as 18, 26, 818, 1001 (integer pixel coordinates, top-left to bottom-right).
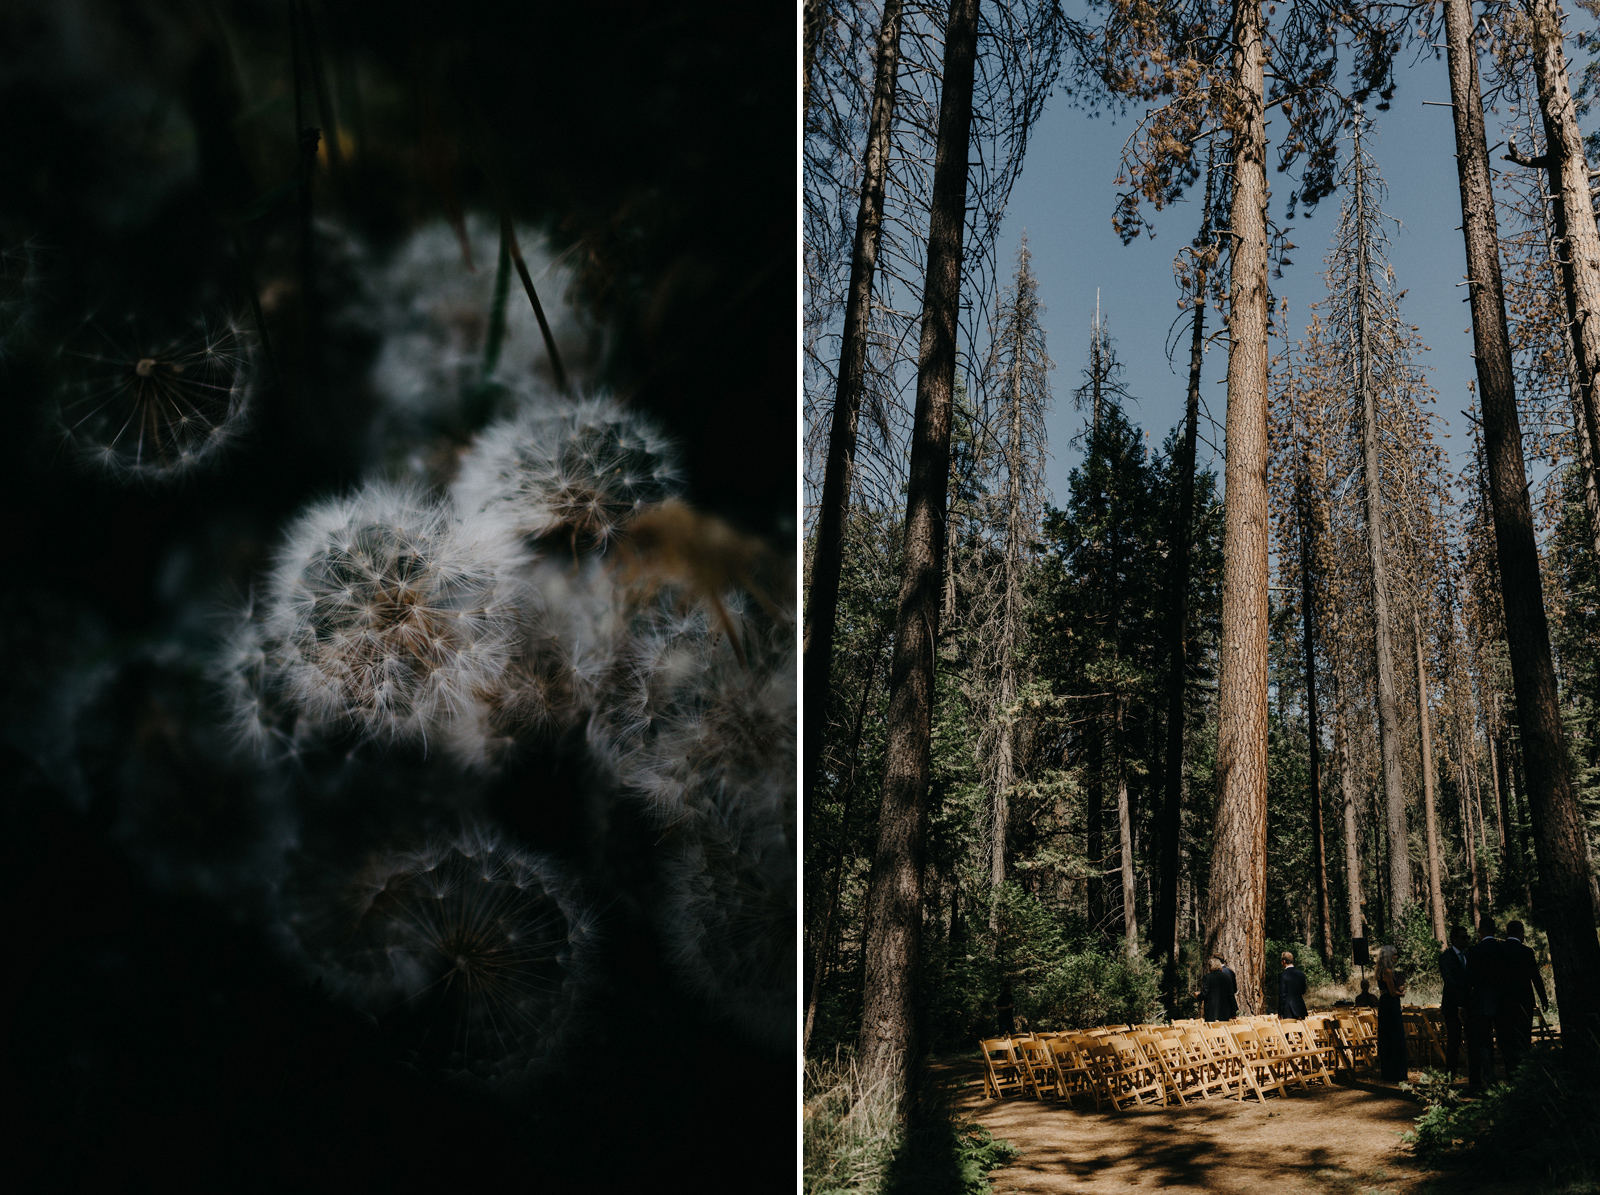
1465, 916, 1505, 1093
1277, 951, 1309, 1019
1439, 925, 1471, 1081
1498, 920, 1549, 1075
1375, 944, 1409, 1082
997, 978, 1015, 1036
1196, 956, 1238, 1021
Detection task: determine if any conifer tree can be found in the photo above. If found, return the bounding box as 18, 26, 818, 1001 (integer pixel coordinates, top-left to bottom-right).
1099, 0, 1403, 1012
804, 0, 906, 819
1442, 0, 1600, 1049
857, 0, 981, 1097
973, 237, 1053, 909
1154, 153, 1221, 994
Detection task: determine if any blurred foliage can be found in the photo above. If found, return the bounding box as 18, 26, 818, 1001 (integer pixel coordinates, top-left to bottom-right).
1404, 1043, 1600, 1188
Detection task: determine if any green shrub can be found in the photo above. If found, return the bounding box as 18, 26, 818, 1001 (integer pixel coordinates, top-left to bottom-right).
1264, 939, 1333, 993
1402, 1044, 1600, 1184
1030, 950, 1163, 1029
1393, 902, 1442, 982
949, 1125, 1021, 1195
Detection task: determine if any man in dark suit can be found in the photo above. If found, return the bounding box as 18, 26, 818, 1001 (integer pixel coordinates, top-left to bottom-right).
1498, 920, 1549, 1076
1438, 925, 1471, 1080
1197, 956, 1238, 1021
1464, 916, 1505, 1093
1277, 951, 1308, 1019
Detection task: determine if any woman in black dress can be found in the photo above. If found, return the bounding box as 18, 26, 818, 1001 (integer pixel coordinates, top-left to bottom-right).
1375, 944, 1409, 1082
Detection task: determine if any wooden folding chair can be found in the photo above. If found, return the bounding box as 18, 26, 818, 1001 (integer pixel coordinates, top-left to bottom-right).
1314, 1016, 1354, 1071
1173, 1028, 1231, 1101
1275, 1020, 1337, 1089
1338, 1013, 1379, 1071
1229, 1025, 1297, 1097
1014, 1036, 1059, 1099
1200, 1023, 1264, 1101
1137, 1030, 1200, 1106
1092, 1035, 1167, 1110
1420, 1007, 1449, 1066
978, 1038, 1027, 1099
1533, 1008, 1559, 1044
1046, 1035, 1097, 1105
1401, 1009, 1439, 1069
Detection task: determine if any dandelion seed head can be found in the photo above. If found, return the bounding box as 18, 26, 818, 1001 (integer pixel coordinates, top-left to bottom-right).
661, 798, 795, 1051
260, 482, 526, 743
347, 215, 591, 442
452, 394, 682, 553
43, 641, 297, 911
55, 312, 255, 482
296, 829, 596, 1079
589, 592, 794, 830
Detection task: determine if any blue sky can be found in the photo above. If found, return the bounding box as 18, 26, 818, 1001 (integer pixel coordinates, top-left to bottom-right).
992, 27, 1597, 507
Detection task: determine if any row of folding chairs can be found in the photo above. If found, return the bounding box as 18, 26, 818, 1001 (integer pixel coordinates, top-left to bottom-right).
1401, 1003, 1559, 1059
979, 1011, 1381, 1112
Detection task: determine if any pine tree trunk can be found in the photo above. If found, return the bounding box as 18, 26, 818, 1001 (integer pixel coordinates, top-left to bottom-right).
803, 0, 904, 817
1444, 0, 1600, 1051
856, 0, 978, 1096
990, 305, 1029, 905
1489, 727, 1503, 846
1525, 0, 1600, 560
1415, 614, 1447, 943
1155, 186, 1211, 997
1457, 743, 1482, 928
1118, 701, 1138, 957
1352, 119, 1411, 926
1471, 751, 1495, 908
1205, 0, 1270, 1016
1576, 379, 1600, 557
1510, 755, 1538, 911
1339, 704, 1365, 940
1088, 724, 1106, 929
1301, 482, 1334, 962
803, 0, 826, 120
803, 624, 887, 1057
991, 701, 1013, 897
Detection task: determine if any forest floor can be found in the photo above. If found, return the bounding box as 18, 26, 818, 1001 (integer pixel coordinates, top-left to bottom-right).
943, 1059, 1519, 1195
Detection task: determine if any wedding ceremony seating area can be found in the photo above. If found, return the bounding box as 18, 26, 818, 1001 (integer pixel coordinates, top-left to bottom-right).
977, 1006, 1457, 1111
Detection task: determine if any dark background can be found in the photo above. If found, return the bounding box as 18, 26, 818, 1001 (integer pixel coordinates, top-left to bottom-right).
0, 1, 795, 1190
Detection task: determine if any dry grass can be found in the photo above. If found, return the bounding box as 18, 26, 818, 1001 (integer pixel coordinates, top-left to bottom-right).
1307, 979, 1443, 1010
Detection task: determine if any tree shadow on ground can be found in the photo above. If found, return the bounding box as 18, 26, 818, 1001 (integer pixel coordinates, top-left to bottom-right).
948, 1056, 1438, 1193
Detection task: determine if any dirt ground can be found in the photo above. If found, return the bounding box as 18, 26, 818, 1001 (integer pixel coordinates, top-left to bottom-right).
946, 1060, 1476, 1195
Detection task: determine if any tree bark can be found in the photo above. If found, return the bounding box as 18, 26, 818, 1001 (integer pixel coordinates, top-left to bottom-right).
1117, 701, 1139, 957
803, 0, 904, 825
1155, 176, 1212, 998
1525, 0, 1600, 560
1443, 0, 1600, 1052
1413, 614, 1447, 943
1205, 0, 1270, 1016
803, 622, 887, 1058
1351, 114, 1411, 926
803, 0, 826, 121
1300, 480, 1334, 963
1087, 725, 1107, 929
990, 268, 1032, 905
1456, 741, 1481, 929
856, 0, 979, 1095
1338, 700, 1365, 940
1471, 749, 1494, 908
